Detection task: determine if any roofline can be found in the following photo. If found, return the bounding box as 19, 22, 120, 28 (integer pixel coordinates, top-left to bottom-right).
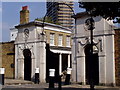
72, 12, 89, 19
36, 20, 72, 31
10, 28, 18, 30
0, 41, 14, 44
15, 20, 71, 31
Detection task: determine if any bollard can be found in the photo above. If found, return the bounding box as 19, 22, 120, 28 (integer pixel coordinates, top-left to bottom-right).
35, 68, 39, 84
58, 75, 62, 90
65, 68, 72, 85
49, 69, 55, 88
0, 68, 5, 85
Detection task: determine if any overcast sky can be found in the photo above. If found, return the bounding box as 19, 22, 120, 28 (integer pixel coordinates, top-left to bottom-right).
1, 1, 83, 42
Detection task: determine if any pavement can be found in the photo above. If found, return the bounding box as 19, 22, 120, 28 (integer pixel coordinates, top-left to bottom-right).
4, 79, 34, 85
0, 79, 120, 90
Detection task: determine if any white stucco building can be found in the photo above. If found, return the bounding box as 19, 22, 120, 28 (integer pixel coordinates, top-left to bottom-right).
13, 6, 72, 82
14, 21, 46, 82
10, 28, 18, 41
14, 20, 72, 82
72, 12, 115, 86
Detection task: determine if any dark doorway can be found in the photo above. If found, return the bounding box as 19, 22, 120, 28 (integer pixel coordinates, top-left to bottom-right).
85, 44, 99, 85
23, 49, 31, 81
62, 54, 68, 71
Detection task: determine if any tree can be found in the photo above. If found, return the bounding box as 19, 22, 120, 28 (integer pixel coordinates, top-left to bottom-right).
79, 2, 120, 23
35, 16, 54, 24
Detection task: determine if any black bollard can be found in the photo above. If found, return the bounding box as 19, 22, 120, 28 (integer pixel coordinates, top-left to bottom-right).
65, 68, 72, 85
0, 74, 4, 85
0, 68, 5, 85
35, 73, 39, 84
49, 69, 55, 88
35, 68, 39, 84
49, 77, 54, 88
58, 75, 62, 90
65, 74, 70, 85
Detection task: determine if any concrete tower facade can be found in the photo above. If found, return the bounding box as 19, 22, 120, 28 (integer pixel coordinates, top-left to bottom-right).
46, 1, 74, 29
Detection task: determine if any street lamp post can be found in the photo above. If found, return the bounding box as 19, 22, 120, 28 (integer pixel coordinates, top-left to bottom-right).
85, 17, 95, 90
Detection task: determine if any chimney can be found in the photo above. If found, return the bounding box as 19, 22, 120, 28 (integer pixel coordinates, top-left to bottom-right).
20, 6, 29, 24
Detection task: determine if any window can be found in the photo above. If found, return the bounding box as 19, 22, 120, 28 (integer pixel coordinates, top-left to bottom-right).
58, 35, 63, 46
50, 33, 55, 45
66, 36, 70, 47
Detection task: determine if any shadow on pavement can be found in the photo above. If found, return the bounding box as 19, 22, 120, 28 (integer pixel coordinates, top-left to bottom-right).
1, 88, 105, 90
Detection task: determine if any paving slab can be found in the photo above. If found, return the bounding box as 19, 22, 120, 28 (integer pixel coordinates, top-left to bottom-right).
2, 83, 120, 90
1, 79, 120, 90
4, 79, 33, 85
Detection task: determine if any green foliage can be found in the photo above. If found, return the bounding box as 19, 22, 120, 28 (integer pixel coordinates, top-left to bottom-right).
79, 2, 120, 23
35, 16, 54, 23
114, 17, 120, 23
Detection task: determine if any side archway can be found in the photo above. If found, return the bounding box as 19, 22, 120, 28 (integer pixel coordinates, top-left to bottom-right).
23, 49, 32, 81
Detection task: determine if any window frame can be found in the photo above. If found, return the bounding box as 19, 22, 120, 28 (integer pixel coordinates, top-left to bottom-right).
50, 33, 55, 46
66, 36, 71, 47
58, 34, 63, 46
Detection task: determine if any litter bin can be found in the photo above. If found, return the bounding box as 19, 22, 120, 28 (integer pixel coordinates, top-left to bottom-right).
49, 69, 55, 88
35, 68, 39, 84
0, 68, 5, 85
65, 68, 72, 85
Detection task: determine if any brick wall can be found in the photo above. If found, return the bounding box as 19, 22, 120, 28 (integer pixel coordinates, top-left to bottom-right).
114, 29, 120, 86
0, 42, 15, 79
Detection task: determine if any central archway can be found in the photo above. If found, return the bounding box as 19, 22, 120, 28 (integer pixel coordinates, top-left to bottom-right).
84, 44, 99, 85
23, 49, 31, 81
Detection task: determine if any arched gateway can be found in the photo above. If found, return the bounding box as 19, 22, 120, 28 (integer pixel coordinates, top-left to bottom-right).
14, 26, 46, 82
72, 12, 115, 86
23, 49, 32, 81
